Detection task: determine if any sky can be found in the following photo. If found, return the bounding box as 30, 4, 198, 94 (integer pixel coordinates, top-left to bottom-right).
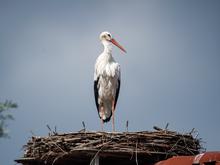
0, 0, 220, 164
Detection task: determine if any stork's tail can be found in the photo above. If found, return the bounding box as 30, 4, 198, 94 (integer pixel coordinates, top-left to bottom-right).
99, 100, 112, 123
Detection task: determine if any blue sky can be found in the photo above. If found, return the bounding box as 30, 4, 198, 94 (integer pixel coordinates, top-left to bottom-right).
0, 0, 220, 164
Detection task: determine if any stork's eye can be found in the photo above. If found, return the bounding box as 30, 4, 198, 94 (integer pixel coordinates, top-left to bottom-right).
107, 34, 111, 37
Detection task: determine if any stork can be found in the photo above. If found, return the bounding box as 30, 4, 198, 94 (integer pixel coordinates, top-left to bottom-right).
94, 31, 126, 132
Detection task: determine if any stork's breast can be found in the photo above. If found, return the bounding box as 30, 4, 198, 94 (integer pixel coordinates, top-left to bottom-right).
98, 75, 118, 99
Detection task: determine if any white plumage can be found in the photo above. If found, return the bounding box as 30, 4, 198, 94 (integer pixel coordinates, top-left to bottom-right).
94, 31, 126, 131
94, 50, 120, 120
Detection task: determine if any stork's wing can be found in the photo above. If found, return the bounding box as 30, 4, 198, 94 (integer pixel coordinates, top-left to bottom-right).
94, 76, 99, 111
114, 64, 121, 109
114, 79, 120, 109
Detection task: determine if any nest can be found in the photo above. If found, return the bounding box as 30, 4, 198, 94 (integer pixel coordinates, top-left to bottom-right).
16, 127, 202, 165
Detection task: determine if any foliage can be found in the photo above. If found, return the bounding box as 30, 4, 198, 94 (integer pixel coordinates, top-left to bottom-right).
0, 100, 17, 138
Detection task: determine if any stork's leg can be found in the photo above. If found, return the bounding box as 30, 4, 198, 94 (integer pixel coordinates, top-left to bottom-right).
100, 106, 104, 131
100, 118, 104, 132
111, 100, 115, 132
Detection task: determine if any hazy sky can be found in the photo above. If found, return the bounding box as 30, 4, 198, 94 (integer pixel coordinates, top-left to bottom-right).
0, 0, 220, 164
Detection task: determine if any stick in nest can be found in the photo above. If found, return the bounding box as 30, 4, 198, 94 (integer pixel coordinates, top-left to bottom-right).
135, 140, 139, 165
89, 140, 113, 165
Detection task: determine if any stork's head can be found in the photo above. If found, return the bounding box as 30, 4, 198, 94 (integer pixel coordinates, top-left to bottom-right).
100, 31, 126, 53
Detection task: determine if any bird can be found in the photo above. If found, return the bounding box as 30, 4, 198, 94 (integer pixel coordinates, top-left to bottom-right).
94, 31, 126, 132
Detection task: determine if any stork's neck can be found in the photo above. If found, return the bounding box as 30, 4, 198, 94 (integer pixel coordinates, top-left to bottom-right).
102, 40, 113, 54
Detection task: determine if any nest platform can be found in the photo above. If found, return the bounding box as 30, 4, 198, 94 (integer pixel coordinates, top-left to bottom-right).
15, 128, 202, 165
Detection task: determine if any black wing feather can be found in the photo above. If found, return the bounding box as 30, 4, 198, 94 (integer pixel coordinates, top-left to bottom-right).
94, 76, 99, 111
114, 79, 120, 109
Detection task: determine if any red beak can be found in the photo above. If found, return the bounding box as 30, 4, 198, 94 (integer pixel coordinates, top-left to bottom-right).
110, 38, 127, 53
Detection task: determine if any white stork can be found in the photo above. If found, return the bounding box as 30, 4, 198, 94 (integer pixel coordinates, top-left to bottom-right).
94, 31, 126, 131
